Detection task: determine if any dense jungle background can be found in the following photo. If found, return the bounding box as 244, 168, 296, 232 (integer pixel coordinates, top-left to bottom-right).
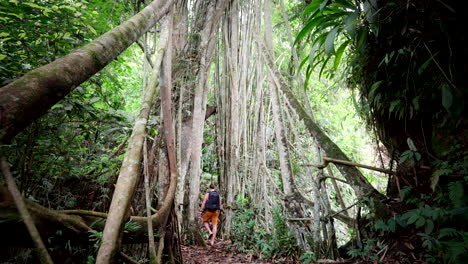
0, 0, 466, 263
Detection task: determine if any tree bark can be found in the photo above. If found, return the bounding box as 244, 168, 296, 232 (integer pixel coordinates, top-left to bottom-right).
0, 0, 175, 144
96, 8, 172, 263
187, 0, 229, 230
257, 37, 386, 202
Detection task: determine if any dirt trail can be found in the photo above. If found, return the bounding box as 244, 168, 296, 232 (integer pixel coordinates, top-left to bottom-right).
181, 240, 298, 264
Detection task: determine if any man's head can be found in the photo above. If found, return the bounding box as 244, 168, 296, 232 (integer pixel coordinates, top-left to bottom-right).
209, 183, 216, 190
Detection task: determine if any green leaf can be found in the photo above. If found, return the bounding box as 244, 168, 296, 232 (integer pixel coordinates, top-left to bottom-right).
407, 214, 419, 225
319, 0, 330, 11
0, 54, 6, 61
303, 0, 326, 16
86, 24, 98, 35
368, 80, 383, 99
23, 2, 45, 9
0, 11, 24, 19
415, 216, 425, 228
356, 28, 367, 53
333, 39, 350, 70
441, 84, 453, 112
318, 55, 331, 79
389, 100, 401, 115
425, 219, 434, 234
430, 171, 440, 191
388, 219, 396, 232
418, 52, 438, 75
438, 228, 460, 239
309, 43, 318, 66
344, 11, 359, 37
295, 16, 325, 44
298, 55, 309, 72
412, 96, 420, 111
325, 27, 339, 54
448, 182, 464, 208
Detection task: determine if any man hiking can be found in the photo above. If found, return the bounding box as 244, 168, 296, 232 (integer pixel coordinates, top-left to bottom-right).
200, 183, 222, 246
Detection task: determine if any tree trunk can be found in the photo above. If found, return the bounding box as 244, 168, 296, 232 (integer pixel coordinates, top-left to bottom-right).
258, 37, 386, 203
223, 0, 240, 236
186, 0, 229, 234
96, 8, 172, 263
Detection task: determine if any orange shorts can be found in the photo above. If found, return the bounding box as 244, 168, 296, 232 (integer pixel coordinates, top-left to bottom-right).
203, 210, 220, 225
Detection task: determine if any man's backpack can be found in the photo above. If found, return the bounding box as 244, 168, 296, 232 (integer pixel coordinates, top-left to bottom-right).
205, 191, 220, 212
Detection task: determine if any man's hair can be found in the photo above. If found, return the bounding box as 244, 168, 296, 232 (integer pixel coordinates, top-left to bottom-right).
209, 183, 216, 189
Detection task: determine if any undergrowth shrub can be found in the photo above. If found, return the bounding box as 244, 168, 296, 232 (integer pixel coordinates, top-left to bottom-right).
232, 196, 298, 259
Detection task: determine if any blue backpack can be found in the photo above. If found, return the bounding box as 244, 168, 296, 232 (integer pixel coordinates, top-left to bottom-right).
205, 191, 220, 212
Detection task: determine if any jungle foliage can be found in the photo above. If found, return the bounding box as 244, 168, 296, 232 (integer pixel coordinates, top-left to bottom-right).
297, 0, 467, 262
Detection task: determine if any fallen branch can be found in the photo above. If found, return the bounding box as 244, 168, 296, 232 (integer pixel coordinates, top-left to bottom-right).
319, 176, 349, 185
323, 156, 394, 175
1, 157, 53, 264
303, 157, 394, 175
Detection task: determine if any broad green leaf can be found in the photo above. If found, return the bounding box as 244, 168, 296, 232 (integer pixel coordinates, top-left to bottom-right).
407, 214, 419, 225
303, 0, 326, 16
356, 28, 367, 53
309, 43, 318, 66
425, 219, 434, 234
415, 217, 425, 228
0, 54, 6, 61
0, 32, 10, 37
325, 27, 339, 54
441, 84, 453, 112
295, 16, 325, 44
319, 0, 330, 11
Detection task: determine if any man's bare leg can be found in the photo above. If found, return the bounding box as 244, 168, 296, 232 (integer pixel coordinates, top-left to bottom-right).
204, 222, 212, 236
210, 224, 217, 246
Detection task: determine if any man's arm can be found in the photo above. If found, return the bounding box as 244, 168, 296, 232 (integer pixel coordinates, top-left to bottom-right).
200, 193, 209, 211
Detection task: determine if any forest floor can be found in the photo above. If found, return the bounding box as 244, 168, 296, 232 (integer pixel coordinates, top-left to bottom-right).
181, 240, 299, 264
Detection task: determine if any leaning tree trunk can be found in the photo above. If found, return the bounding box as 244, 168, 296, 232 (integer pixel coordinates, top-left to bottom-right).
95, 8, 173, 263
258, 37, 386, 203
0, 0, 175, 144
